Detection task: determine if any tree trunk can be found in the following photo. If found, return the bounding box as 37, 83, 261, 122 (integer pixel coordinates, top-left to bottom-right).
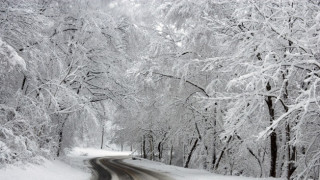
57, 130, 63, 157
266, 82, 277, 177
286, 123, 297, 180
21, 75, 27, 90
169, 144, 173, 165
214, 136, 232, 170
212, 115, 217, 170
57, 115, 69, 157
142, 135, 147, 159
269, 132, 277, 177
184, 138, 198, 168
141, 138, 143, 158
100, 124, 104, 149
149, 135, 154, 160
158, 141, 162, 160
247, 147, 263, 177
286, 13, 296, 179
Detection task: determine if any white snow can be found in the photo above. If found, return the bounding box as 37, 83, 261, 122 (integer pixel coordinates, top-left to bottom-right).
0, 38, 27, 70
0, 148, 283, 180
125, 158, 283, 180
0, 158, 90, 180
0, 147, 131, 180
68, 147, 132, 158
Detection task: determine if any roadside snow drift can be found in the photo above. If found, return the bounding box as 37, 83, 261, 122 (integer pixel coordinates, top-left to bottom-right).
68, 147, 132, 158
0, 159, 90, 180
125, 158, 284, 180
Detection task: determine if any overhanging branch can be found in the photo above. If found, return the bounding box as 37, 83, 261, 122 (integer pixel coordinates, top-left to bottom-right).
153, 72, 209, 97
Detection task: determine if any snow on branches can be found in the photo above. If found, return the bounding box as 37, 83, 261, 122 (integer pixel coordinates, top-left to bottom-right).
0, 38, 26, 71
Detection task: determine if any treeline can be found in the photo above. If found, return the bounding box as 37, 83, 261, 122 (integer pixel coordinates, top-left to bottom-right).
0, 0, 134, 166
1, 0, 320, 180
110, 1, 320, 180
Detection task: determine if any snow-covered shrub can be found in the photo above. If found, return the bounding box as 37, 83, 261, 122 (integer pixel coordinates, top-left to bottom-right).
0, 38, 53, 166
0, 39, 26, 71
0, 102, 53, 167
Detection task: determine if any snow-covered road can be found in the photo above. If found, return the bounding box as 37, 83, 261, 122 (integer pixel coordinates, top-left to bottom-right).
90, 156, 173, 180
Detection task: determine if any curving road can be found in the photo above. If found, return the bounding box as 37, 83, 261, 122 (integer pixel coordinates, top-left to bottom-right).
89, 156, 174, 180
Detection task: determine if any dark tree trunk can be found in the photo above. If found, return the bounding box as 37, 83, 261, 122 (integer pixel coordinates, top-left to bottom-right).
214, 136, 232, 170
142, 135, 147, 159
169, 145, 173, 165
184, 138, 198, 168
269, 132, 277, 177
158, 142, 162, 160
57, 115, 69, 157
149, 135, 154, 160
286, 14, 296, 179
21, 75, 27, 90
141, 139, 143, 158
265, 82, 277, 177
247, 147, 263, 177
287, 124, 297, 180
100, 125, 104, 149
212, 116, 217, 170
57, 130, 63, 157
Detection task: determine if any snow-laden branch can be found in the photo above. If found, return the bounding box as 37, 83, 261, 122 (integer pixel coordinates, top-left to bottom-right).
258, 101, 305, 139
0, 38, 27, 70
153, 72, 209, 97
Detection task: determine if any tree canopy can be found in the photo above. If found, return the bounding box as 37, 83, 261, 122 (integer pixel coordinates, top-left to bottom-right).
1, 0, 320, 179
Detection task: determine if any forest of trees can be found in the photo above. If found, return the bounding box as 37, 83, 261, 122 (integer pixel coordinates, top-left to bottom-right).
1, 0, 320, 180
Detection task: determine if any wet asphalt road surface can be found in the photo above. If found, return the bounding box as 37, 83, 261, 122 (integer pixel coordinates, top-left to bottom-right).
89, 156, 174, 180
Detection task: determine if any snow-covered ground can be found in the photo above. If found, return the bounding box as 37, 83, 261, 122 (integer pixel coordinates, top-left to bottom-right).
0, 148, 282, 180
0, 147, 131, 180
68, 147, 131, 158
0, 158, 90, 180
125, 158, 282, 180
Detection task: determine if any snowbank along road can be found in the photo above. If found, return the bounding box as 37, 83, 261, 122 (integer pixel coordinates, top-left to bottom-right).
89, 156, 174, 180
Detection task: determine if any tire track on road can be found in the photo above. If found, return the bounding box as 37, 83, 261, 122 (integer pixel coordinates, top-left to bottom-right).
89, 156, 173, 180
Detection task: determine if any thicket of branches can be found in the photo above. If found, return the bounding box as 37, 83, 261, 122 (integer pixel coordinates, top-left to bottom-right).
110, 1, 320, 180
1, 0, 320, 180
0, 0, 134, 166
